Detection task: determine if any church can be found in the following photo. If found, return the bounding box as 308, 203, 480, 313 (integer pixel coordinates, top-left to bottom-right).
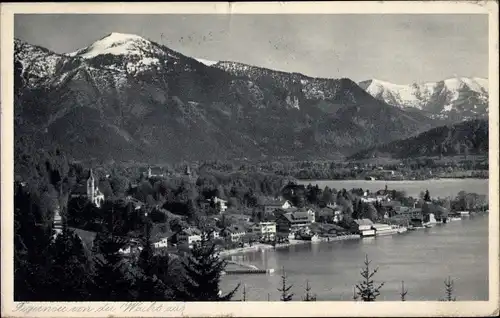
70, 168, 105, 208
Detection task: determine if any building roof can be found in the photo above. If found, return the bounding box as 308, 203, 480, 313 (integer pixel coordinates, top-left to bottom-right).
372, 223, 392, 230
382, 200, 402, 208
261, 198, 289, 206
148, 167, 164, 175
228, 225, 246, 234
282, 211, 313, 224
354, 219, 374, 226
318, 207, 335, 217
182, 227, 202, 236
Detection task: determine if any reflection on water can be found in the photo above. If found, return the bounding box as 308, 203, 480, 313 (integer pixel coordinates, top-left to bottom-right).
221, 214, 489, 301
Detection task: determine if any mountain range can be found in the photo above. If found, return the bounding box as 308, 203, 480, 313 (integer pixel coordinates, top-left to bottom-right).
349, 119, 488, 160
13, 32, 485, 164
359, 77, 488, 121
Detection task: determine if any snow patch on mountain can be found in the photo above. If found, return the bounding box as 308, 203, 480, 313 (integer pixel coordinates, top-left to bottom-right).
195, 58, 219, 66
14, 39, 66, 87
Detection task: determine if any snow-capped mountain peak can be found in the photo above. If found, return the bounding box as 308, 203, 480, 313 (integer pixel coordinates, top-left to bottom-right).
359, 77, 489, 120
68, 32, 155, 58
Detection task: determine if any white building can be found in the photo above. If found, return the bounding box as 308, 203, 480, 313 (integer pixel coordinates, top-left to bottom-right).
253, 221, 277, 239
177, 228, 202, 248
213, 197, 228, 213
153, 237, 169, 249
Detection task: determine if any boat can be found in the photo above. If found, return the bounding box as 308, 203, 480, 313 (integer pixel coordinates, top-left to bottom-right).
449, 216, 462, 221
459, 211, 470, 216
423, 223, 434, 228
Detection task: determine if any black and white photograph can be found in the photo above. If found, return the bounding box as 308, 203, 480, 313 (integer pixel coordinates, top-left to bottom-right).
1, 1, 499, 317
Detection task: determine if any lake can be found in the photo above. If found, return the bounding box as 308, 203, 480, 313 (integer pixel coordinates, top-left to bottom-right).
297, 178, 489, 199
220, 214, 489, 301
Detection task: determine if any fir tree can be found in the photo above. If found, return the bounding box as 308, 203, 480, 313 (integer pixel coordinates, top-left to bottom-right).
424, 189, 431, 202
400, 280, 408, 301
277, 267, 294, 301
89, 233, 136, 301
14, 183, 55, 300
241, 283, 247, 301
175, 232, 239, 301
354, 255, 385, 301
135, 213, 168, 301
46, 227, 93, 300
440, 276, 456, 301
303, 280, 317, 301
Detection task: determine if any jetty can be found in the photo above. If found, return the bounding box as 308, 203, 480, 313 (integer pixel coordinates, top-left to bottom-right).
222, 260, 274, 275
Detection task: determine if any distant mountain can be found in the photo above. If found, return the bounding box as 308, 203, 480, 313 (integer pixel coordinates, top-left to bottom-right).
359, 78, 489, 121
349, 119, 488, 160
15, 32, 441, 164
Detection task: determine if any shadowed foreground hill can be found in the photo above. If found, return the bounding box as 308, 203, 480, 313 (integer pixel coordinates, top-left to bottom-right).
349, 119, 488, 160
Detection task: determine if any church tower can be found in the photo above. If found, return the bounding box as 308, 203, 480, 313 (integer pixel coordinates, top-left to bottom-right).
87, 168, 96, 204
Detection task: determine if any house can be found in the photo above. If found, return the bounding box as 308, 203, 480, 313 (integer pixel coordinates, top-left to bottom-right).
201, 196, 228, 214
221, 225, 246, 242
252, 221, 277, 240
177, 227, 202, 248
259, 198, 294, 215
147, 167, 164, 178
395, 207, 423, 219
209, 227, 222, 240
276, 209, 315, 233
213, 197, 228, 213
119, 239, 144, 256
317, 206, 343, 223
124, 196, 144, 210
354, 219, 375, 237
153, 237, 170, 249
70, 169, 105, 208
53, 205, 63, 239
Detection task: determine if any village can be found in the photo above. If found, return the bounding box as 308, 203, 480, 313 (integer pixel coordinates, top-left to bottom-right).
47, 163, 484, 264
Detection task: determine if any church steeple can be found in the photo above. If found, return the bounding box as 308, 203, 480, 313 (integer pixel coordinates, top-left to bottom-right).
87, 168, 96, 203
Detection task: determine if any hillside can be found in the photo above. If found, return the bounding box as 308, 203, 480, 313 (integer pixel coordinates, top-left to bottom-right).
349, 119, 488, 160
15, 32, 441, 164
359, 78, 489, 121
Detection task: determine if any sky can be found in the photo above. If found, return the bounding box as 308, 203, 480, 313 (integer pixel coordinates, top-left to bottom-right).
14, 14, 489, 83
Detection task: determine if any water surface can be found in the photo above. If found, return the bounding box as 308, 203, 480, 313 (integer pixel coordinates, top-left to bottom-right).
221, 214, 489, 301
297, 179, 489, 199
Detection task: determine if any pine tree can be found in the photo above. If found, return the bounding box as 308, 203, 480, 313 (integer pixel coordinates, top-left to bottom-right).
175, 233, 239, 301
303, 280, 317, 301
354, 255, 385, 301
424, 189, 431, 202
277, 267, 294, 301
441, 276, 456, 301
89, 233, 136, 301
45, 227, 93, 300
400, 280, 408, 301
241, 283, 247, 301
135, 214, 168, 301
14, 183, 55, 300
